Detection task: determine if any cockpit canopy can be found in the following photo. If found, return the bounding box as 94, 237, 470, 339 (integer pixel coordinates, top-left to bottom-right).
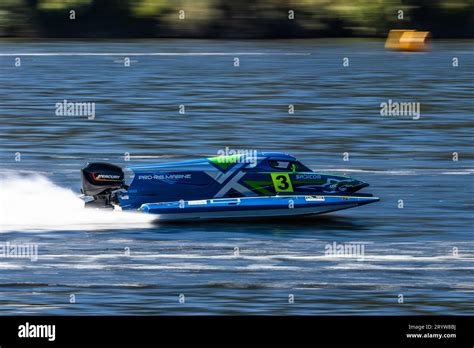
256, 152, 312, 172
267, 159, 311, 172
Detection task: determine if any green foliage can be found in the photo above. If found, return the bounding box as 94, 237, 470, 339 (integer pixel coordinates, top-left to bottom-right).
37, 0, 92, 10
0, 0, 472, 37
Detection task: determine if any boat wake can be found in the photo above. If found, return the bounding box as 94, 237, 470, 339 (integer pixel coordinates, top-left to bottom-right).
0, 174, 155, 232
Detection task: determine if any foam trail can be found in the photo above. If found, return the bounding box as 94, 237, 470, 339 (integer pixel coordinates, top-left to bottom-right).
0, 174, 155, 232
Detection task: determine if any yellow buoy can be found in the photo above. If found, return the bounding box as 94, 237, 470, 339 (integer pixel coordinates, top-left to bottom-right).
385, 30, 431, 52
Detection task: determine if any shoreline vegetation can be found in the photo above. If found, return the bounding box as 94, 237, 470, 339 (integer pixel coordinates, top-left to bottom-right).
0, 0, 472, 39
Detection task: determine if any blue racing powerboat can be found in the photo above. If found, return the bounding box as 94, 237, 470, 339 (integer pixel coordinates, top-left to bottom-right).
80, 152, 379, 221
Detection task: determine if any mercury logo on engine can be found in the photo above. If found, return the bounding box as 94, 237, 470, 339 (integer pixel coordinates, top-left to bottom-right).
92, 173, 122, 181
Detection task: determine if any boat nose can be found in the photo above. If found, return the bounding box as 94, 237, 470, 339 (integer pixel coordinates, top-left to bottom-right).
354, 180, 369, 191
356, 196, 380, 206
338, 178, 369, 193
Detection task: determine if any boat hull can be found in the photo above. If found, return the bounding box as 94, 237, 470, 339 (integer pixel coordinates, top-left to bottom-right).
138, 195, 379, 221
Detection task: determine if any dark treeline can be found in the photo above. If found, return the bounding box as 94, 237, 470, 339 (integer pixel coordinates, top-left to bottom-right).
0, 0, 472, 38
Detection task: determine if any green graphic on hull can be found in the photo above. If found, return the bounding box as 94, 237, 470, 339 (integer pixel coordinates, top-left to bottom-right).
271, 173, 294, 192
208, 154, 242, 171
292, 180, 326, 185
243, 180, 274, 195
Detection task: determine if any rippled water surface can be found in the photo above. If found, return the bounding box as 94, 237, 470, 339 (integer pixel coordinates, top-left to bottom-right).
0, 39, 473, 314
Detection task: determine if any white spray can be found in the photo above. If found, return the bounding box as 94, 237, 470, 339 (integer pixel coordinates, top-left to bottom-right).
0, 174, 155, 232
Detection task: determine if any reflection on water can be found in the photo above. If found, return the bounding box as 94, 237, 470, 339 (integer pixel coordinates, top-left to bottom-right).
0, 39, 473, 314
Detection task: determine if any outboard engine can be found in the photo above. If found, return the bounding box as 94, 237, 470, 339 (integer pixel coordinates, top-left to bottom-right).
81, 162, 125, 208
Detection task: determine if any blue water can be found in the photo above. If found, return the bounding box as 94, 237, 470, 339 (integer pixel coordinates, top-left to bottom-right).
0, 39, 473, 314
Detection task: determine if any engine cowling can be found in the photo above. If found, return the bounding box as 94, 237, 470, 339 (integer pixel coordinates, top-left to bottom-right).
81, 163, 125, 208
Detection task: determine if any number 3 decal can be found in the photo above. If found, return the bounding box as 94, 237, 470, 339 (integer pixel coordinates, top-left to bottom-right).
271, 173, 294, 192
